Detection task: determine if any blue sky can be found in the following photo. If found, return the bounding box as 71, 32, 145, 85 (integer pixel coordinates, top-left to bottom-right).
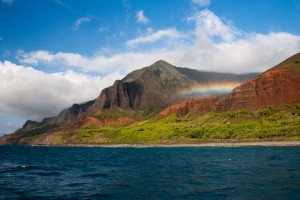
1, 0, 300, 135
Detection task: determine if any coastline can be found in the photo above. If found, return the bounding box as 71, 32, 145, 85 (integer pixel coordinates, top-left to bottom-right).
20, 140, 300, 148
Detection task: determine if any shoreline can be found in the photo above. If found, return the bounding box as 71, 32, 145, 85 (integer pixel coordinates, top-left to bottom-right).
18, 140, 300, 148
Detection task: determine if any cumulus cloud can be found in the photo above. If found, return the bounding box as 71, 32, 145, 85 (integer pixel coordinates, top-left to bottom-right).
136, 10, 150, 24
192, 0, 210, 6
73, 17, 92, 30
1, 0, 14, 6
18, 10, 300, 74
0, 61, 122, 121
125, 28, 183, 48
18, 50, 162, 75
188, 9, 240, 42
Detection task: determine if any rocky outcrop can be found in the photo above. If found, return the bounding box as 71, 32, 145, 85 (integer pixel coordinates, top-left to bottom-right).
88, 80, 138, 114
218, 54, 300, 112
159, 97, 220, 118
159, 53, 300, 116
72, 116, 104, 129
22, 120, 40, 131
62, 100, 95, 125
4, 100, 97, 143
88, 60, 256, 116
88, 60, 197, 115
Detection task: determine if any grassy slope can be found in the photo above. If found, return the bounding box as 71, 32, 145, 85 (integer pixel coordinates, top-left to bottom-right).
23, 104, 300, 145
14, 54, 300, 145
267, 53, 300, 75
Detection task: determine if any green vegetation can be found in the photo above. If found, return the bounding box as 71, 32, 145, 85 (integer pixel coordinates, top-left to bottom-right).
96, 108, 130, 121
39, 104, 300, 145
95, 108, 143, 123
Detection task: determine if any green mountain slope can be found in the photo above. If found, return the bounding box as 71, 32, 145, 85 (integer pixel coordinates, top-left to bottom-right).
9, 104, 300, 145
1, 53, 300, 145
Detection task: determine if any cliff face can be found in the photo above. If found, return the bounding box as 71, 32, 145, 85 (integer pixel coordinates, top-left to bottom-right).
1, 100, 96, 144
54, 100, 96, 126
218, 53, 300, 112
89, 80, 133, 113
89, 60, 256, 115
159, 53, 300, 117
88, 60, 196, 115
88, 80, 147, 114
159, 97, 220, 118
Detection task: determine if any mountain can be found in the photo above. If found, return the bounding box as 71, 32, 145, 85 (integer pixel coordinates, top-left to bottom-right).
88, 60, 256, 116
158, 97, 220, 118
175, 67, 258, 83
87, 60, 195, 116
0, 60, 258, 144
0, 100, 95, 144
217, 53, 300, 112
158, 53, 300, 118
0, 53, 297, 145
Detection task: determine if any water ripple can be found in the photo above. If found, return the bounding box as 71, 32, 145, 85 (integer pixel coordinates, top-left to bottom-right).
0, 146, 299, 199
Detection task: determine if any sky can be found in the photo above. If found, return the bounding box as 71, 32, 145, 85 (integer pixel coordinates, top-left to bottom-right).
1, 0, 300, 135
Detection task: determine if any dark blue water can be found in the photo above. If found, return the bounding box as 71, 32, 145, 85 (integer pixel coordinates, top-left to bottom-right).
0, 146, 300, 200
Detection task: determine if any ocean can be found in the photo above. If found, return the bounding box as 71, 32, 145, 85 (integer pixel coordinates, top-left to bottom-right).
0, 145, 299, 199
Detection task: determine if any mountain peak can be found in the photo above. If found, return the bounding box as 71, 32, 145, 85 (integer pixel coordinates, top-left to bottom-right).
151, 60, 174, 68
122, 60, 176, 83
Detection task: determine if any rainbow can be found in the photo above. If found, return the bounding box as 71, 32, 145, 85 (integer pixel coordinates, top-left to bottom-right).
180, 82, 241, 96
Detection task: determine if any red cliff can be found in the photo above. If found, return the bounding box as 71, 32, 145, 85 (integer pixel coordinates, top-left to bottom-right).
160, 53, 300, 116
73, 116, 104, 129
159, 97, 220, 118
218, 53, 300, 111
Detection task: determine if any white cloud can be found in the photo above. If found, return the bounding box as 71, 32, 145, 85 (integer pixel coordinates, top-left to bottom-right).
18, 50, 160, 75
17, 9, 300, 75
73, 17, 92, 30
136, 10, 150, 24
192, 0, 210, 6
18, 50, 55, 65
1, 0, 14, 6
125, 28, 183, 48
188, 9, 240, 42
18, 29, 300, 76
18, 9, 300, 74
0, 61, 122, 121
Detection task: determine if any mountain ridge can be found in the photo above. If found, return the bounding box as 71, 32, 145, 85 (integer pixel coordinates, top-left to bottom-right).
6, 57, 295, 145
217, 53, 300, 112
87, 60, 256, 117
158, 53, 300, 118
